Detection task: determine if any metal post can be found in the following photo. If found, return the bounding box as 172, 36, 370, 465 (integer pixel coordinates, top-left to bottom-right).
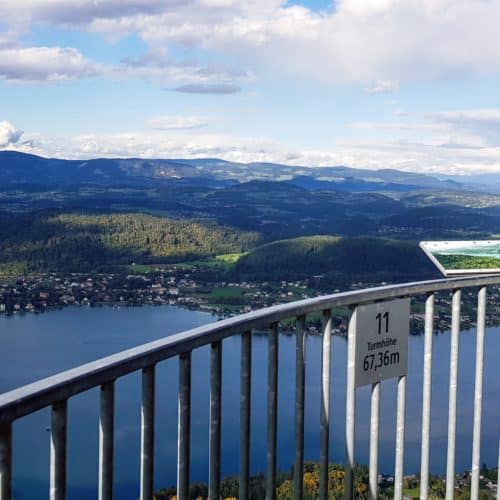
140, 366, 155, 500
420, 293, 434, 500
50, 400, 67, 500
471, 286, 487, 500
0, 423, 12, 500
99, 382, 115, 500
394, 375, 407, 500
369, 382, 380, 500
319, 310, 332, 500
445, 289, 461, 500
240, 330, 252, 500
344, 308, 357, 500
209, 341, 222, 500
177, 352, 191, 500
266, 323, 278, 500
294, 315, 306, 500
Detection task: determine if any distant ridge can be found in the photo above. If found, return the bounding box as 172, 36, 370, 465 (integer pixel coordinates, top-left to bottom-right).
0, 150, 470, 192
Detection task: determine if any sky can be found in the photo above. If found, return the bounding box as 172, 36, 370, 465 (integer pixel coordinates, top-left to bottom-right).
2, 0, 500, 175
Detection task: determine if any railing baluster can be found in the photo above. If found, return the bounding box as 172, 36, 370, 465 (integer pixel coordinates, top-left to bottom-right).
0, 423, 12, 500
369, 382, 381, 500
471, 286, 487, 500
140, 365, 155, 500
420, 292, 434, 500
319, 310, 332, 500
344, 308, 357, 500
294, 315, 306, 500
445, 289, 461, 500
50, 400, 67, 500
99, 381, 115, 500
240, 330, 252, 500
266, 323, 278, 500
394, 375, 407, 500
209, 341, 222, 500
177, 352, 191, 500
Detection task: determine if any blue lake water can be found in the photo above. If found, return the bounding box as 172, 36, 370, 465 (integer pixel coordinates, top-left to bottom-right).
0, 306, 499, 499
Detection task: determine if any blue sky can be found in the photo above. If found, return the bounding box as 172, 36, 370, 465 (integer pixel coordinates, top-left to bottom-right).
1, 0, 500, 174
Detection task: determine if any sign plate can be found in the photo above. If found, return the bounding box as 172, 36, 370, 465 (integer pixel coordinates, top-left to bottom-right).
420, 240, 500, 276
354, 298, 410, 388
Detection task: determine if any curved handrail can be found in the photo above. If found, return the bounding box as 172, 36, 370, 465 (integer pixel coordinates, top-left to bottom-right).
1, 275, 499, 424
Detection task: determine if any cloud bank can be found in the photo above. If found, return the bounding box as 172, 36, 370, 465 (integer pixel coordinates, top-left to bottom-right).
11, 108, 500, 175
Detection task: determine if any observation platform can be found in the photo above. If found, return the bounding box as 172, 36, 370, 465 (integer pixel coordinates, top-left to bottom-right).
0, 276, 499, 499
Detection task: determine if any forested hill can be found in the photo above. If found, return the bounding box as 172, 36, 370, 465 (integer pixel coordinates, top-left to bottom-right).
0, 212, 259, 275
232, 235, 437, 284
0, 210, 439, 284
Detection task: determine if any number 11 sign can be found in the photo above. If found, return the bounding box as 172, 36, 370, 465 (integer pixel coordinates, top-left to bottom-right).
353, 298, 410, 388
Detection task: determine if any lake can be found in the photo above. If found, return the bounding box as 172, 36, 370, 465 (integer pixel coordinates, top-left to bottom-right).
0, 306, 499, 498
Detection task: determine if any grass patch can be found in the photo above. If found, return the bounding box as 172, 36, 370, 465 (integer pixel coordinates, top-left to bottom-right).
403, 487, 420, 498
174, 254, 246, 271
215, 253, 246, 264
210, 287, 245, 299
128, 264, 156, 273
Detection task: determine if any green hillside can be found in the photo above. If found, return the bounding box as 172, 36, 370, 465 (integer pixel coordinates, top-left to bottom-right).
0, 212, 259, 275
232, 235, 437, 283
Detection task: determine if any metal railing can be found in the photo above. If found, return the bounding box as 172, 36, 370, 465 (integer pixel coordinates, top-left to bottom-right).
0, 275, 499, 500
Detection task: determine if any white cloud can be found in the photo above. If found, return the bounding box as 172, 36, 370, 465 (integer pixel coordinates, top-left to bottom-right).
117, 46, 247, 85
0, 0, 170, 25
424, 109, 500, 147
170, 83, 241, 94
366, 80, 399, 94
340, 0, 401, 17
3, 0, 500, 86
426, 109, 500, 126
350, 121, 446, 133
82, 0, 500, 85
145, 115, 209, 130
0, 46, 98, 82
0, 121, 23, 147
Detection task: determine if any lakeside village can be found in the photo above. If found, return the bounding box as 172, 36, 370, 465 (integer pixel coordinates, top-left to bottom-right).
0, 265, 499, 336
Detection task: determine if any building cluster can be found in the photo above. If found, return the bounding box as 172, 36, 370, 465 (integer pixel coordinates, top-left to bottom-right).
0, 273, 186, 314
1, 273, 499, 337
0, 272, 318, 317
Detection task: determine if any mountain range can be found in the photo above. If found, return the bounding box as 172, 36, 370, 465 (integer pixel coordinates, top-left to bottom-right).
0, 150, 476, 192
